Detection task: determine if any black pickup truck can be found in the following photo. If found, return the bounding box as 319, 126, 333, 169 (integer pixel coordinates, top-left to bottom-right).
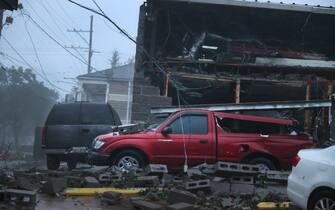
41, 102, 121, 170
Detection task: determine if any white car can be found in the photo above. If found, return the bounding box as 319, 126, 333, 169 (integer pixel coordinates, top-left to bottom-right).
287, 146, 335, 210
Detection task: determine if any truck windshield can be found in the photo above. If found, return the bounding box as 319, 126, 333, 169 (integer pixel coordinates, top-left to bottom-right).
147, 112, 175, 131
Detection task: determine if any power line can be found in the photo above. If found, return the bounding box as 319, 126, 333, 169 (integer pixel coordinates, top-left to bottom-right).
2, 35, 68, 93
67, 0, 189, 99
23, 15, 49, 80
37, 0, 88, 70
21, 13, 96, 71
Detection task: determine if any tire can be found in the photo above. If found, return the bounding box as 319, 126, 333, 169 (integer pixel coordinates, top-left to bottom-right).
113, 150, 146, 171
67, 160, 77, 170
248, 157, 277, 171
47, 155, 60, 170
308, 190, 335, 210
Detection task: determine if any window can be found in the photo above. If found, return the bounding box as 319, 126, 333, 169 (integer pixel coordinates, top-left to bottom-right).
189, 115, 208, 134
81, 104, 114, 125
217, 118, 283, 134
168, 114, 208, 134
46, 104, 80, 125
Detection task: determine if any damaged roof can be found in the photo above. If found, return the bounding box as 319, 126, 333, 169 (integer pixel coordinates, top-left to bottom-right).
77, 63, 134, 81
155, 0, 335, 15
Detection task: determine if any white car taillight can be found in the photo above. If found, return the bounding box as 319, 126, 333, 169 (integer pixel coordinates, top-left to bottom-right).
292, 155, 301, 167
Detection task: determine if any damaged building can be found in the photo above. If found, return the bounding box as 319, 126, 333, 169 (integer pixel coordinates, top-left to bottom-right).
132, 0, 335, 144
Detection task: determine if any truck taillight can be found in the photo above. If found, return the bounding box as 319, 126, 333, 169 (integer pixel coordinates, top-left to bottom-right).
41, 126, 47, 146
292, 155, 301, 167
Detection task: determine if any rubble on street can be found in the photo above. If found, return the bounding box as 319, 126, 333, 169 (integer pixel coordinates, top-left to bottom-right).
0, 162, 293, 210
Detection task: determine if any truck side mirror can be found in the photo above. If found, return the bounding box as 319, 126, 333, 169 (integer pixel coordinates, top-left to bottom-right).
162, 126, 172, 135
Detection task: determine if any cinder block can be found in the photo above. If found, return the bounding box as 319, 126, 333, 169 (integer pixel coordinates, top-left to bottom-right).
211, 181, 230, 194
215, 161, 260, 176
141, 86, 160, 95
98, 173, 121, 183
102, 191, 122, 205
145, 164, 168, 176
230, 183, 255, 194
185, 179, 211, 193
131, 200, 164, 210
166, 202, 194, 210
136, 176, 160, 187
230, 176, 254, 184
167, 189, 197, 205
43, 177, 67, 195
265, 171, 289, 183
83, 176, 100, 188
4, 189, 37, 206
16, 177, 39, 191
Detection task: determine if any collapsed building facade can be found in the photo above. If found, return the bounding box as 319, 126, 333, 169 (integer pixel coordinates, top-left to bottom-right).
132, 0, 335, 144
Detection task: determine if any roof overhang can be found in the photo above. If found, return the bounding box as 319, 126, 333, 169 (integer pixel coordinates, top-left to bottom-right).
156, 0, 335, 15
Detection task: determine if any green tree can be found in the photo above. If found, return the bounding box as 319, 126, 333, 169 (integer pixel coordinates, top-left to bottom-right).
0, 66, 58, 147
110, 50, 120, 69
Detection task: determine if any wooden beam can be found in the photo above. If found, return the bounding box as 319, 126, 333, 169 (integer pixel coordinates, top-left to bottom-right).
163, 73, 170, 97
235, 79, 241, 104
304, 81, 312, 132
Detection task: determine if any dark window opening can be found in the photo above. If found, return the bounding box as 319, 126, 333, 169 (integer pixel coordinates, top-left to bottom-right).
217, 117, 288, 134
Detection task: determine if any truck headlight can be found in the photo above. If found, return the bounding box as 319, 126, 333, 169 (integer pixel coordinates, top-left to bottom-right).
93, 139, 105, 150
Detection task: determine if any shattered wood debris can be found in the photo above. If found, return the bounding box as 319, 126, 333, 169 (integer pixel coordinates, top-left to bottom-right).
0, 162, 291, 209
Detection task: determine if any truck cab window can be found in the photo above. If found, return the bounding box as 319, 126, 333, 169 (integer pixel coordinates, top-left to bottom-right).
168, 114, 208, 134
169, 115, 191, 134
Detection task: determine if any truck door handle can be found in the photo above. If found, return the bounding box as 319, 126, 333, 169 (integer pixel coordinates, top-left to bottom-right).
81, 129, 90, 133
199, 139, 208, 144
260, 134, 269, 138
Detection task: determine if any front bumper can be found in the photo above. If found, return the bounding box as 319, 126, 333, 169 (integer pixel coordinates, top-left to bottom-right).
88, 151, 110, 166
287, 173, 309, 210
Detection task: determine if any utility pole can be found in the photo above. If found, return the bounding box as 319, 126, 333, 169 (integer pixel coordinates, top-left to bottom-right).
0, 10, 4, 39
67, 15, 94, 74
87, 15, 93, 74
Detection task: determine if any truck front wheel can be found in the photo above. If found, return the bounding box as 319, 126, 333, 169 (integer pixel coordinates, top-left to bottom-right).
248, 157, 277, 171
113, 150, 146, 171
47, 155, 60, 170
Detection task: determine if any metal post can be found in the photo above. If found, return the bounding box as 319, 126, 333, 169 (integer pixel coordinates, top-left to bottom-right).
87, 15, 93, 73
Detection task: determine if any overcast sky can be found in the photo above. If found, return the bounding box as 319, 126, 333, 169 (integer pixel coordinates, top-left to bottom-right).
0, 0, 334, 99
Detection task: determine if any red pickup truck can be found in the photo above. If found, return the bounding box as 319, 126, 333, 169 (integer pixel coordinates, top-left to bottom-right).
90, 109, 314, 171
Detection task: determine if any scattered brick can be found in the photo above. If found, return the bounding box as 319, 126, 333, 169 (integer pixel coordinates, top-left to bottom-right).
101, 191, 122, 205
136, 176, 160, 187
185, 179, 211, 193
4, 189, 37, 206
167, 189, 197, 205
83, 176, 100, 188
215, 161, 260, 176
230, 176, 254, 184
145, 164, 168, 176
43, 177, 67, 195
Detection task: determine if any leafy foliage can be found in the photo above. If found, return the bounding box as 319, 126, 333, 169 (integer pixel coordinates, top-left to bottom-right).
0, 66, 58, 146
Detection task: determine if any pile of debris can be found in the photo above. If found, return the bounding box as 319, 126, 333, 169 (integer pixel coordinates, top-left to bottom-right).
0, 162, 290, 209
